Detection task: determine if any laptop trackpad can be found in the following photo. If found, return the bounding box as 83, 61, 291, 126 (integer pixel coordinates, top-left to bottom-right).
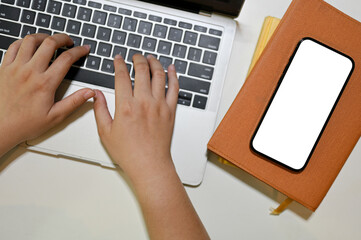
26, 81, 215, 185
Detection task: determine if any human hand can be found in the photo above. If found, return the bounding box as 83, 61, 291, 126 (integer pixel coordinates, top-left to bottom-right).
0, 33, 95, 155
93, 54, 179, 183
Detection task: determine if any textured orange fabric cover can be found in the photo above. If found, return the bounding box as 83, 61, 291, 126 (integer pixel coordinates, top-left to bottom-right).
208, 0, 361, 211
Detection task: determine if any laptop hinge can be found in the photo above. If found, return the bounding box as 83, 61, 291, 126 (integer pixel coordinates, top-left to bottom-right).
199, 10, 212, 17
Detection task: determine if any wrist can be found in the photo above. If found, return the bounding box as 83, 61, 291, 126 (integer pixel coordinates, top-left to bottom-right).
121, 155, 179, 189
0, 124, 20, 157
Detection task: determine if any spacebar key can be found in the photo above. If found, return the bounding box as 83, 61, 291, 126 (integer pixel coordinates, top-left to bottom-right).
65, 67, 115, 89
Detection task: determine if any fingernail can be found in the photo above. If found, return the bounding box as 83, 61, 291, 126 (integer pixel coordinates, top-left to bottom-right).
115, 54, 123, 60
146, 54, 154, 59
84, 89, 95, 99
83, 44, 91, 51
169, 64, 175, 71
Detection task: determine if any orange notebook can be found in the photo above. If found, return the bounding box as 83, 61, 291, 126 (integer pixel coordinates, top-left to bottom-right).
208, 0, 361, 211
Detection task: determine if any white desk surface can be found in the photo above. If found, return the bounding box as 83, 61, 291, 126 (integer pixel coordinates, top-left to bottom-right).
1, 0, 361, 239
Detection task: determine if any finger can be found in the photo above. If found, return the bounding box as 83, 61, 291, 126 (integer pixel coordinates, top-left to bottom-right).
14, 33, 51, 64
114, 55, 132, 105
147, 55, 166, 100
133, 54, 151, 97
47, 88, 95, 126
166, 64, 179, 113
2, 39, 23, 66
31, 33, 74, 71
45, 45, 90, 88
93, 90, 113, 137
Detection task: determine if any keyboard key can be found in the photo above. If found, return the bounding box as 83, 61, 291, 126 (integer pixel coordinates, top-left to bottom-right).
0, 4, 21, 21
193, 95, 207, 109
159, 56, 172, 70
107, 14, 122, 28
69, 35, 82, 46
127, 34, 141, 48
118, 8, 131, 16
194, 25, 207, 33
153, 24, 167, 39
188, 63, 214, 80
209, 29, 222, 36
157, 41, 171, 55
183, 31, 198, 45
0, 34, 17, 50
83, 38, 96, 53
97, 27, 111, 41
134, 11, 146, 19
31, 0, 46, 11
112, 30, 126, 45
174, 60, 187, 74
47, 1, 62, 14
101, 59, 115, 73
149, 15, 161, 22
172, 44, 187, 58
179, 91, 192, 100
187, 47, 202, 62
178, 76, 210, 95
38, 28, 52, 35
81, 23, 96, 38
127, 49, 142, 62
178, 99, 191, 106
2, 0, 15, 4
0, 51, 3, 64
21, 10, 36, 24
86, 55, 101, 70
17, 0, 31, 8
123, 17, 137, 32
103, 4, 116, 12
164, 18, 176, 26
203, 51, 217, 65
112, 46, 127, 58
97, 42, 112, 57
199, 35, 220, 51
21, 25, 36, 37
142, 37, 156, 51
179, 22, 192, 29
62, 4, 77, 18
0, 19, 21, 36
168, 28, 183, 42
88, 1, 101, 9
65, 66, 114, 89
66, 20, 81, 34
92, 10, 107, 24
138, 21, 152, 35
73, 0, 87, 5
77, 7, 92, 21
51, 17, 66, 31
36, 13, 51, 28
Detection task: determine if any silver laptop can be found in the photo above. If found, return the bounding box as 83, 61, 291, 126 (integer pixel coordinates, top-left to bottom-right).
0, 0, 244, 186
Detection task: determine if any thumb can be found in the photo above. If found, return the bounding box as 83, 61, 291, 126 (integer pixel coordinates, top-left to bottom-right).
93, 90, 113, 137
48, 88, 95, 125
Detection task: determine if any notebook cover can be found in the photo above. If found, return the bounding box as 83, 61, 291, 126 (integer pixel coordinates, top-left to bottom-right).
208, 0, 361, 211
219, 16, 280, 168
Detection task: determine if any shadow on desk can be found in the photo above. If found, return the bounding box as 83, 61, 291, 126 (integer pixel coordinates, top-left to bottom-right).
207, 152, 313, 220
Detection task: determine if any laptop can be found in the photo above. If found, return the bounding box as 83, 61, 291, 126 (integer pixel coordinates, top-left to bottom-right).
0, 0, 244, 186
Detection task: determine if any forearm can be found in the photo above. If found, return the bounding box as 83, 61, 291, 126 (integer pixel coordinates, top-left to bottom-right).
128, 158, 210, 240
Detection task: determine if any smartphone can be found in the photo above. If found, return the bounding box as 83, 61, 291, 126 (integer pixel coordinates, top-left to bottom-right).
251, 38, 354, 171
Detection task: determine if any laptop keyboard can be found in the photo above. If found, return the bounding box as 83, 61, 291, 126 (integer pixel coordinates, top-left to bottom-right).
0, 0, 224, 110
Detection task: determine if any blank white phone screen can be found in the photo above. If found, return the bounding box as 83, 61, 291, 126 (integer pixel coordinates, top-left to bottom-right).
252, 39, 353, 170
